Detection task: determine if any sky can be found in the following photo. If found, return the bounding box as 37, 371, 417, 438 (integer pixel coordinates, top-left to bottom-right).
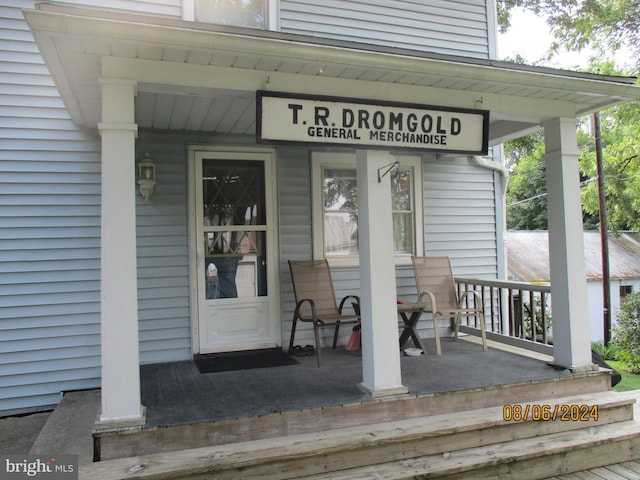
496, 8, 635, 70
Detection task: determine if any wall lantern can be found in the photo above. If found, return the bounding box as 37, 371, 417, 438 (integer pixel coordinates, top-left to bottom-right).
138, 152, 156, 201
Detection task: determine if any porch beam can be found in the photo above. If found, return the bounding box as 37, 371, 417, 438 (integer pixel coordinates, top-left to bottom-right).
356, 150, 407, 396
543, 117, 593, 371
100, 56, 578, 121
97, 78, 145, 423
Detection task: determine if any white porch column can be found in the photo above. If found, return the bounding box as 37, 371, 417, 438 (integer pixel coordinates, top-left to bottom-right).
543, 118, 593, 370
98, 78, 145, 422
356, 150, 407, 396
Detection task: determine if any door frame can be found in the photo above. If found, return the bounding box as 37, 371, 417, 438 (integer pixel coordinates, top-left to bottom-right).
187, 145, 280, 355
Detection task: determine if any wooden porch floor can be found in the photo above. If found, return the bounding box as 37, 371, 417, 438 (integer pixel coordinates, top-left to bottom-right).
139, 337, 574, 429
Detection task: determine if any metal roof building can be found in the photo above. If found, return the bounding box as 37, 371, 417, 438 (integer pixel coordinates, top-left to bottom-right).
507, 231, 640, 283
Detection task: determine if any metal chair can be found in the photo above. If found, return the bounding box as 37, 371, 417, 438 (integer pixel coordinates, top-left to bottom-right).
411, 256, 488, 354
288, 259, 360, 366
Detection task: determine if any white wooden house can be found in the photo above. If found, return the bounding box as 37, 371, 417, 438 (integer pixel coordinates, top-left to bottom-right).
2, 1, 640, 433
507, 230, 640, 343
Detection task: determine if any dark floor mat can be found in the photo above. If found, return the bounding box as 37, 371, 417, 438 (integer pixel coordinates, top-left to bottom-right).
194, 348, 299, 373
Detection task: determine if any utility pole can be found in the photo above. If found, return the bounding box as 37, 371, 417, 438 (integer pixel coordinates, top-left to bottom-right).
594, 112, 611, 345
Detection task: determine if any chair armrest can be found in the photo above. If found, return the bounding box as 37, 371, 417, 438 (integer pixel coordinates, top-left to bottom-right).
295, 298, 317, 321
339, 295, 360, 315
458, 290, 483, 311
417, 291, 438, 314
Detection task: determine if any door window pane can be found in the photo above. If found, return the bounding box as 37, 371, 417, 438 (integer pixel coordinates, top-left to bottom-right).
202, 159, 266, 299
204, 231, 266, 298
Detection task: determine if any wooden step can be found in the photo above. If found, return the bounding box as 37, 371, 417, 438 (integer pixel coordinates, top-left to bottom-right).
303, 417, 640, 479
81, 391, 636, 479
95, 369, 612, 460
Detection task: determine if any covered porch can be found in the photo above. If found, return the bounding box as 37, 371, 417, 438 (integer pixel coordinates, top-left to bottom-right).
24, 1, 640, 435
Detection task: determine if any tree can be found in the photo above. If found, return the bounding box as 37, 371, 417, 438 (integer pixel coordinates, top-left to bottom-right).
496, 0, 640, 66
505, 133, 548, 230
505, 127, 601, 230
579, 61, 640, 231
497, 2, 640, 232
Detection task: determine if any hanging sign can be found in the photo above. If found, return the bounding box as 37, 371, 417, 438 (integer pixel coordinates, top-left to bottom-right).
256, 91, 489, 154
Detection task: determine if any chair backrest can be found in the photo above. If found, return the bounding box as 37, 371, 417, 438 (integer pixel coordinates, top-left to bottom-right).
289, 260, 339, 318
411, 256, 459, 310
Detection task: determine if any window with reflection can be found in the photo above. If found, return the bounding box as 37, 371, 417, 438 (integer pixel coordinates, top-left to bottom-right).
323, 168, 359, 256
195, 0, 265, 28
202, 159, 267, 299
313, 153, 422, 265
391, 168, 414, 254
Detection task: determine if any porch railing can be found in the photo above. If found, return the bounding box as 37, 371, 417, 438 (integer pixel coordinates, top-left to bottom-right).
454, 277, 553, 355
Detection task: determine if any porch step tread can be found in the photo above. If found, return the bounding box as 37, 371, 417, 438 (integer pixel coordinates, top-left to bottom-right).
81, 391, 636, 479
300, 416, 640, 479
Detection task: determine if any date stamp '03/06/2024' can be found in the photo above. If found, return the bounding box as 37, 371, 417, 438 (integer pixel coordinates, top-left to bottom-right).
503, 404, 599, 422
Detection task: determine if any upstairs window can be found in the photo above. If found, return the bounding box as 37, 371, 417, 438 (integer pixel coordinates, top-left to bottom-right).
312, 152, 423, 266
194, 0, 265, 28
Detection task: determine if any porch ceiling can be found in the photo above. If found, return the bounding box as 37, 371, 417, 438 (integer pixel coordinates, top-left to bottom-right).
24, 4, 640, 145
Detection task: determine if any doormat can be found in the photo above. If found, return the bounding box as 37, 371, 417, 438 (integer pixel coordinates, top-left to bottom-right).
194, 348, 299, 373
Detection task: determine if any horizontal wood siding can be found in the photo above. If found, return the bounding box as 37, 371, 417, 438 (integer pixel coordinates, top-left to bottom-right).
0, 2, 101, 414
408, 155, 499, 339
28, 0, 182, 16
277, 147, 313, 347
1, 3, 189, 415
422, 155, 498, 277
136, 131, 192, 365
280, 0, 490, 58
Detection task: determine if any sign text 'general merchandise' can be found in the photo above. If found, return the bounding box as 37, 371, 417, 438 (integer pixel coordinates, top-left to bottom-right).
257, 91, 489, 154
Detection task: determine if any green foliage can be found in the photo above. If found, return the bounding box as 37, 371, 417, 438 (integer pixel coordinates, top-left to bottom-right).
579, 63, 640, 232
496, 0, 640, 66
612, 292, 640, 373
592, 340, 620, 361
499, 2, 640, 232
505, 61, 640, 231
522, 294, 552, 340
606, 360, 640, 392
505, 133, 548, 230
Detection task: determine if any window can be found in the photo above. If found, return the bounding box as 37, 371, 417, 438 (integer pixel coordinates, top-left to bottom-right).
312, 152, 423, 266
620, 285, 633, 300
190, 0, 266, 28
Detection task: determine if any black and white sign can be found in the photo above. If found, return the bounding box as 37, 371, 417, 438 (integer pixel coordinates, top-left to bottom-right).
256, 91, 489, 154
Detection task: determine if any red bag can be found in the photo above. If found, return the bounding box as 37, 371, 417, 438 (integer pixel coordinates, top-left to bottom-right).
345, 325, 361, 351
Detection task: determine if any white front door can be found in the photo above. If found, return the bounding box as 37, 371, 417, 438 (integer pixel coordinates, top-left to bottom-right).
192, 148, 278, 353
